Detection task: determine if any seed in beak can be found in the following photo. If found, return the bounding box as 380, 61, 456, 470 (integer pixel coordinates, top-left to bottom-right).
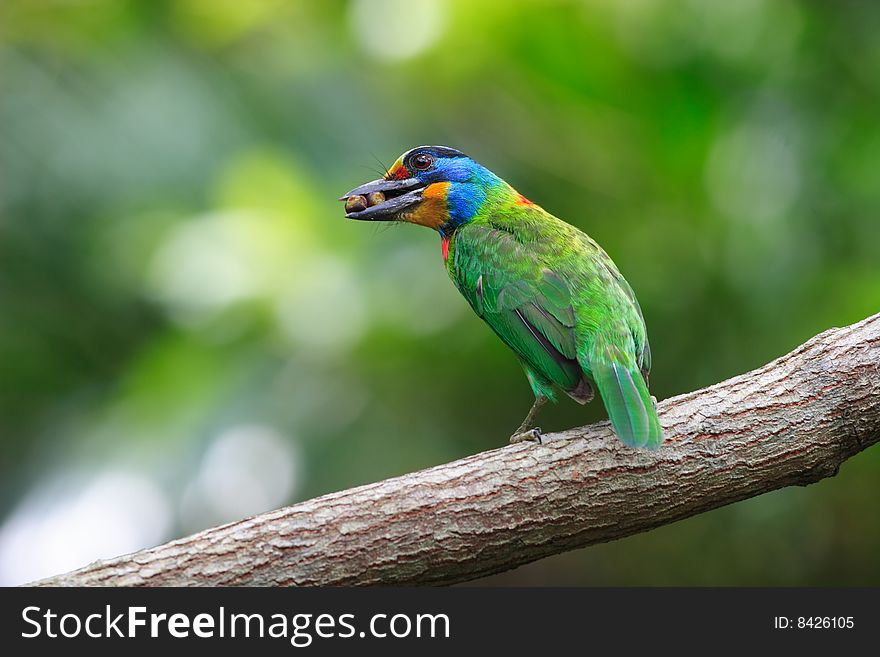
366, 191, 385, 207
345, 195, 368, 213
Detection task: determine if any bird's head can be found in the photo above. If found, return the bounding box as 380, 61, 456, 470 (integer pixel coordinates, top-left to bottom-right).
340, 146, 504, 234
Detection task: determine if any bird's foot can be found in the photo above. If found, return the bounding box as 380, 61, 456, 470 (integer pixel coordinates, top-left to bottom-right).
509, 427, 543, 445
650, 395, 658, 411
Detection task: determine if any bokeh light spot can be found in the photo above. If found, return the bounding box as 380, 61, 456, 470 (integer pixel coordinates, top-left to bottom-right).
0, 471, 171, 586
181, 424, 298, 528
348, 0, 446, 61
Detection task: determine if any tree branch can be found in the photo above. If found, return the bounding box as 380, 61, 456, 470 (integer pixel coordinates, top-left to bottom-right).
33, 313, 880, 586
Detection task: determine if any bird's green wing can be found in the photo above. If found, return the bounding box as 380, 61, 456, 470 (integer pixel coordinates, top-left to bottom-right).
597, 259, 652, 377
450, 225, 584, 395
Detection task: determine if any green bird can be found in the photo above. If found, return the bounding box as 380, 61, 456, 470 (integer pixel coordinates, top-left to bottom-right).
342, 146, 663, 448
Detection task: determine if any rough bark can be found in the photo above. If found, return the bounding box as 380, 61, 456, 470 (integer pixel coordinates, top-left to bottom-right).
33, 313, 880, 587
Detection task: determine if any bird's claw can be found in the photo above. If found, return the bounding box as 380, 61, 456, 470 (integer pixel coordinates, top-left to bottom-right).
650, 395, 658, 411
509, 427, 543, 445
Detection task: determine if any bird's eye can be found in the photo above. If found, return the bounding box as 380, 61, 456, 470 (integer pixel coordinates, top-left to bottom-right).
411, 153, 434, 170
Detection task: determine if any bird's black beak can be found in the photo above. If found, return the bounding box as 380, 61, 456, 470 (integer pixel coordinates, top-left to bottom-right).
339, 177, 425, 221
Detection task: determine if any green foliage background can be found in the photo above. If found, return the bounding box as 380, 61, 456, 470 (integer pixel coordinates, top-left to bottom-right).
1, 0, 878, 585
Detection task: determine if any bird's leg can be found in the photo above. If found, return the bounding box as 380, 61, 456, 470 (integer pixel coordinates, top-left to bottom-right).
509, 395, 548, 444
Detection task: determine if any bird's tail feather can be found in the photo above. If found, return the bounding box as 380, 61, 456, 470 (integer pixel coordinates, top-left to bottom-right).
590, 339, 663, 449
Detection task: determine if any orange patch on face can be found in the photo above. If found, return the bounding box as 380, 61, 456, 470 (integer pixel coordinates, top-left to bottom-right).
402, 182, 450, 229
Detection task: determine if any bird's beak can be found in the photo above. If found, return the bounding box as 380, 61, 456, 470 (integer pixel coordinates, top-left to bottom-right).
339, 177, 426, 221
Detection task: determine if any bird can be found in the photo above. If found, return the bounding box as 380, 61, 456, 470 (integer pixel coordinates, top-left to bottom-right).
341, 146, 663, 449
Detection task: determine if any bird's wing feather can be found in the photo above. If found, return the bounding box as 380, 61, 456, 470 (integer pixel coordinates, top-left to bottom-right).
596, 258, 652, 376
451, 225, 582, 391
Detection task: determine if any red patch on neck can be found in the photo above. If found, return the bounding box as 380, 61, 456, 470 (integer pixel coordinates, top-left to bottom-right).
516, 193, 534, 206
441, 237, 450, 262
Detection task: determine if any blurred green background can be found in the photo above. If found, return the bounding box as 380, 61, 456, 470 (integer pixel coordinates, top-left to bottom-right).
1, 0, 878, 586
